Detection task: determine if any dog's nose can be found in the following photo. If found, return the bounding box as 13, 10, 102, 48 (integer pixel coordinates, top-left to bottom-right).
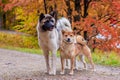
67, 38, 71, 42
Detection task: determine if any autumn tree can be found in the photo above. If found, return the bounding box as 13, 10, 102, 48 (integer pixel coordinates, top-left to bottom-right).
1, 0, 120, 53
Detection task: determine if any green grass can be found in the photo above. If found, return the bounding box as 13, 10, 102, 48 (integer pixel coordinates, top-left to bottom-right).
92, 50, 120, 67
0, 46, 42, 55
0, 32, 39, 48
0, 46, 61, 57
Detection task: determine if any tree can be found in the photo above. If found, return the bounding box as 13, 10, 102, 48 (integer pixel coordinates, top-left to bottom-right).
1, 0, 120, 53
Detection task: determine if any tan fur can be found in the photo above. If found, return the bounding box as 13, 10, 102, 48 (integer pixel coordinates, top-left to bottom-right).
60, 31, 95, 75
76, 35, 95, 70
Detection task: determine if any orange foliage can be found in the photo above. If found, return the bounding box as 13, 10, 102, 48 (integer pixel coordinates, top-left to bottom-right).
73, 0, 120, 53
2, 0, 120, 53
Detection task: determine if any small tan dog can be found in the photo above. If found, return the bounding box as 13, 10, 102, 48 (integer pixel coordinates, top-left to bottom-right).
60, 30, 94, 75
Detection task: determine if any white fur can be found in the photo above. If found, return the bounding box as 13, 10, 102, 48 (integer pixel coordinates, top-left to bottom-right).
37, 17, 72, 75
56, 17, 72, 31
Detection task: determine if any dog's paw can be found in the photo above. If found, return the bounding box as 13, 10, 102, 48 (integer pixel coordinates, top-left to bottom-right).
49, 71, 56, 76
69, 71, 74, 75
60, 71, 65, 75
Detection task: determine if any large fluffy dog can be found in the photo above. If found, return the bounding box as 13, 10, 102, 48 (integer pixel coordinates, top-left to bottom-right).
36, 12, 72, 75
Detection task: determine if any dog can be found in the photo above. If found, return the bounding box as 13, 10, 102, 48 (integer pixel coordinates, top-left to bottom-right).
60, 30, 77, 75
60, 30, 94, 75
76, 35, 95, 70
36, 11, 72, 75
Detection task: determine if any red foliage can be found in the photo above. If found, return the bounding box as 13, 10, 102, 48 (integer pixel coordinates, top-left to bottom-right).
74, 0, 120, 53
2, 0, 120, 53
2, 0, 32, 12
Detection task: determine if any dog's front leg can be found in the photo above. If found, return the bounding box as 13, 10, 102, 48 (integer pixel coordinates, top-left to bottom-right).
69, 58, 75, 75
60, 57, 65, 74
49, 50, 57, 75
43, 50, 50, 74
74, 57, 79, 70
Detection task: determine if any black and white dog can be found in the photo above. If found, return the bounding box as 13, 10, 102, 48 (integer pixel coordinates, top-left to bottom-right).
36, 12, 72, 75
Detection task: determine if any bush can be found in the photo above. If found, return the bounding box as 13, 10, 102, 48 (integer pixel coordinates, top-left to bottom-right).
0, 32, 39, 49
10, 7, 38, 36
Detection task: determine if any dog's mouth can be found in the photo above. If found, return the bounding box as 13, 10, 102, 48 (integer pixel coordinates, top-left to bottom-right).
42, 25, 55, 31
48, 26, 54, 31
64, 38, 74, 44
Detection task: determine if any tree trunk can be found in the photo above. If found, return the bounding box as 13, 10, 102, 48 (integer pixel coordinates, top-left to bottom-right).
3, 12, 6, 29
92, 39, 96, 52
83, 0, 92, 43
84, 31, 88, 40
0, 11, 2, 29
74, 0, 81, 22
65, 0, 72, 23
83, 0, 91, 18
43, 0, 47, 14
0, 17, 2, 29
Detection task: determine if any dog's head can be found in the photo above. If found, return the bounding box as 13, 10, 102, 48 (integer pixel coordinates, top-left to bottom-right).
62, 30, 75, 44
39, 11, 56, 31
76, 35, 87, 45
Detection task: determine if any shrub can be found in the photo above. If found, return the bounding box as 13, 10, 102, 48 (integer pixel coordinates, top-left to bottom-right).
0, 32, 39, 48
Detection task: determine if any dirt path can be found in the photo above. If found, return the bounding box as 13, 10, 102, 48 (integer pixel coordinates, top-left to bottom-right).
0, 48, 120, 80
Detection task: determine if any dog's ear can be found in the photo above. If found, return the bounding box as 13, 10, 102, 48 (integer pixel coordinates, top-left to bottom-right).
50, 11, 57, 18
62, 30, 65, 34
39, 13, 45, 22
73, 31, 76, 35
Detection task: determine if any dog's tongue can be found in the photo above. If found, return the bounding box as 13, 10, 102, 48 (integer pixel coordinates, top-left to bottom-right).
49, 27, 53, 31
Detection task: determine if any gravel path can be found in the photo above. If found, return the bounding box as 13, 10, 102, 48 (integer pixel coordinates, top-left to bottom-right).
0, 48, 120, 80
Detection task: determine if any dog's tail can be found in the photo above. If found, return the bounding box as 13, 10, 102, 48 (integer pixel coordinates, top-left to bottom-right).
56, 17, 72, 31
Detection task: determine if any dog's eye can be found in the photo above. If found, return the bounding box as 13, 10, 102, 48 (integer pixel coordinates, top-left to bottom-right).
70, 35, 73, 37
50, 20, 54, 22
64, 35, 67, 37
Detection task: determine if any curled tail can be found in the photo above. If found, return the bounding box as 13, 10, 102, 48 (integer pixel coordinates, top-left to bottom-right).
56, 17, 72, 31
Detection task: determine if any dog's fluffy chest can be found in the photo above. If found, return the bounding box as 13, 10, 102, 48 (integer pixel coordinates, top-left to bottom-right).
38, 29, 59, 50
60, 43, 75, 58
40, 31, 55, 40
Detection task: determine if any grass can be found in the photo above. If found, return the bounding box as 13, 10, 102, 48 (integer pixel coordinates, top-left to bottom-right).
0, 32, 39, 49
0, 46, 61, 57
92, 50, 120, 67
0, 46, 42, 55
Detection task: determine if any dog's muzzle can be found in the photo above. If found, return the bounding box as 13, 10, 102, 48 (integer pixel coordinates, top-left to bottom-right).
42, 21, 55, 31
65, 38, 73, 44
67, 38, 71, 42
